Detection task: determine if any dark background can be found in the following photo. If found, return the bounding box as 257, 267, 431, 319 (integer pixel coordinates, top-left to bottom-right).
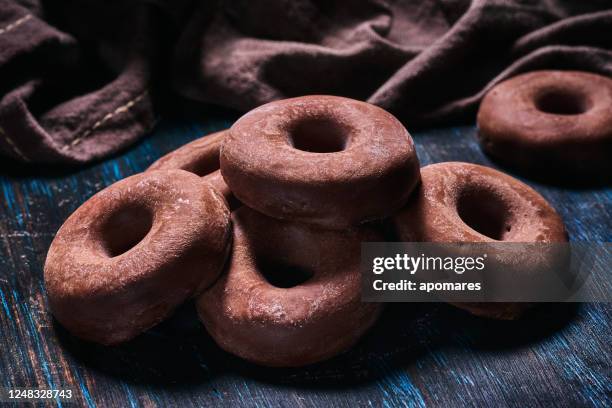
0, 107, 610, 407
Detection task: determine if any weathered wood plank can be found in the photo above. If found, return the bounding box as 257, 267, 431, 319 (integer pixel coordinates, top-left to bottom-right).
0, 109, 610, 407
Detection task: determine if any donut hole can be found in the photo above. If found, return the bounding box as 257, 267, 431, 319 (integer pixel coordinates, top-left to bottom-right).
182, 152, 220, 177
457, 186, 512, 241
535, 89, 591, 115
288, 116, 350, 153
99, 204, 153, 257
256, 258, 314, 288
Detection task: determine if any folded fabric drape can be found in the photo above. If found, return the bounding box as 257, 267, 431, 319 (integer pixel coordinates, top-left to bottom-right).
0, 0, 610, 164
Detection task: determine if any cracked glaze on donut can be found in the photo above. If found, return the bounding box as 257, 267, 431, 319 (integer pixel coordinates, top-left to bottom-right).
393, 162, 568, 319
221, 95, 420, 229
477, 70, 612, 176
197, 207, 384, 367
44, 170, 232, 345
148, 131, 238, 208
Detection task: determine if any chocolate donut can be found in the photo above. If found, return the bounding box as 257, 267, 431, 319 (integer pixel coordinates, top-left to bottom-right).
221, 95, 420, 229
45, 170, 232, 345
477, 70, 612, 178
393, 162, 568, 319
148, 131, 238, 208
197, 207, 384, 367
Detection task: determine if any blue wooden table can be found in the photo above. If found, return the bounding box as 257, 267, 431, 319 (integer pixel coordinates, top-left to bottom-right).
0, 107, 610, 407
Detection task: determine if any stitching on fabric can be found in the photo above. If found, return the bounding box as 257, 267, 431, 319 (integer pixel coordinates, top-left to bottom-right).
63, 91, 148, 150
0, 15, 34, 162
0, 126, 29, 162
0, 14, 32, 36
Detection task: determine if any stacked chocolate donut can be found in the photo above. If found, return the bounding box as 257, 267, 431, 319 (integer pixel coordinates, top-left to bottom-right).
45, 95, 567, 367
154, 96, 421, 366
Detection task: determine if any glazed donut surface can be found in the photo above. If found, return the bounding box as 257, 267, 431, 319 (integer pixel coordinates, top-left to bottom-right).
477, 70, 612, 177
197, 207, 384, 367
221, 95, 420, 229
148, 131, 236, 207
393, 162, 568, 319
44, 170, 232, 345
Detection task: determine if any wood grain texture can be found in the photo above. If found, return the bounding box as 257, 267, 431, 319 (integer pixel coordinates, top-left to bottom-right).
0, 108, 610, 408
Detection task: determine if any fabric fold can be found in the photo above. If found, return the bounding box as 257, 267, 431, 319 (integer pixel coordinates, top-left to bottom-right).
0, 0, 610, 165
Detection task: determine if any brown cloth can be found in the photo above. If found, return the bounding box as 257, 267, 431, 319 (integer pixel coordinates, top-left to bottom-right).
0, 0, 611, 165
